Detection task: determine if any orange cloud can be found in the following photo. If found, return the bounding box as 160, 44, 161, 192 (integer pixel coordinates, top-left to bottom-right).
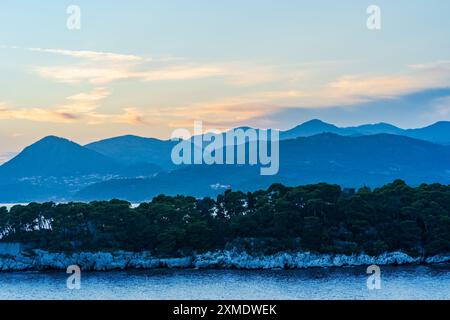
0, 88, 149, 125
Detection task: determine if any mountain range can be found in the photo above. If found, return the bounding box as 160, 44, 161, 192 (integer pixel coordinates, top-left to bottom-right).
1, 119, 450, 202
280, 119, 450, 144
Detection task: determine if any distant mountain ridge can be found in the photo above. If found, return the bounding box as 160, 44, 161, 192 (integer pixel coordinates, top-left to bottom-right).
2, 119, 450, 202
0, 136, 122, 180
76, 133, 450, 201
281, 119, 450, 144
82, 119, 450, 169
404, 121, 450, 145
85, 135, 177, 170
281, 119, 346, 139
0, 136, 161, 201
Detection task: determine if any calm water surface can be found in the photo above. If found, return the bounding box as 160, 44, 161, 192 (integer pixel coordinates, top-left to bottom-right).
0, 264, 449, 300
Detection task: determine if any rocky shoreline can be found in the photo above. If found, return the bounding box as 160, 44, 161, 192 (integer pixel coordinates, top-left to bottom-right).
1, 250, 450, 272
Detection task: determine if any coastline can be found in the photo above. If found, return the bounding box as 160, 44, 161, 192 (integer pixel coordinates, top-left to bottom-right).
1, 250, 449, 272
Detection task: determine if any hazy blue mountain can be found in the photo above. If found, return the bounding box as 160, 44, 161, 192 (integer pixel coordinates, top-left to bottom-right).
280, 119, 407, 139
76, 133, 450, 201
0, 136, 161, 202
4, 119, 450, 202
350, 122, 404, 135
85, 130, 261, 169
0, 136, 123, 180
281, 119, 349, 139
83, 120, 450, 172
85, 135, 178, 170
404, 121, 450, 145
279, 120, 450, 145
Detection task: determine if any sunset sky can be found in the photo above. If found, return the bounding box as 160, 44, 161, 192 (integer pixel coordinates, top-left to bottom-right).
1, 0, 450, 160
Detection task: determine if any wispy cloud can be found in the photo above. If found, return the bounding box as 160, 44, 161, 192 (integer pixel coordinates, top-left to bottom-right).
6, 45, 450, 130
29, 47, 279, 86
34, 64, 228, 85
0, 88, 147, 125
34, 65, 135, 84
154, 61, 450, 129
29, 48, 144, 62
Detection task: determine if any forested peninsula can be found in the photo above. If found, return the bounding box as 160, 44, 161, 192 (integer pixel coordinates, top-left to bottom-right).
1, 180, 450, 271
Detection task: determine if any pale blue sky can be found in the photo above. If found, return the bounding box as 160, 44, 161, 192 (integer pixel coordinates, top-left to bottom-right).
1, 0, 450, 156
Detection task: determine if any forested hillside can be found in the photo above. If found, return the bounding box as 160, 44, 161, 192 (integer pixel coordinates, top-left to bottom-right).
1, 180, 449, 257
